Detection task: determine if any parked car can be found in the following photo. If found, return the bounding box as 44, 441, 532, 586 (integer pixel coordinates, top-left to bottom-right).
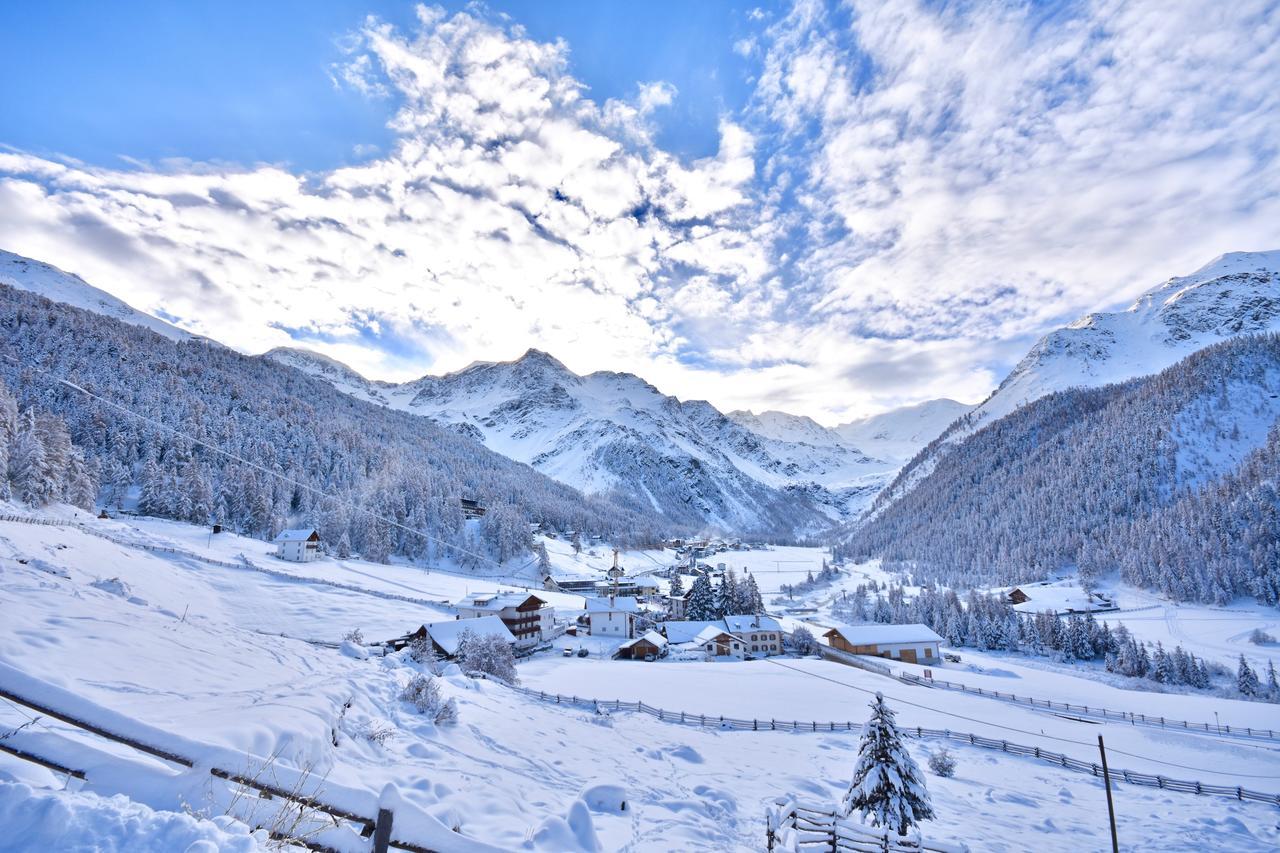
944, 652, 962, 663
576, 648, 589, 658
643, 653, 656, 662
563, 647, 574, 657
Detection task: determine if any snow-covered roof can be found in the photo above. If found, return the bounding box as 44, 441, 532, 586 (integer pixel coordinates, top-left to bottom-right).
660, 620, 721, 644
618, 630, 668, 651
584, 596, 639, 613
694, 625, 737, 644
822, 622, 943, 646
723, 615, 781, 633
273, 528, 318, 543
462, 592, 546, 611
422, 616, 514, 655
1009, 582, 1113, 614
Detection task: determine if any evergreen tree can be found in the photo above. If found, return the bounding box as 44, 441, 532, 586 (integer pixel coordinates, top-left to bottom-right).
716, 570, 740, 617
742, 573, 764, 613
841, 693, 934, 835
668, 571, 685, 598
1266, 659, 1279, 699
1237, 655, 1261, 696
685, 574, 716, 621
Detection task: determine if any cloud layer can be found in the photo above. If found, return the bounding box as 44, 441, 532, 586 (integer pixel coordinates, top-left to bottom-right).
2, 1, 1277, 423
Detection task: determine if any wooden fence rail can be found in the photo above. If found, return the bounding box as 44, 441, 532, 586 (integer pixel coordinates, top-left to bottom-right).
0, 681, 471, 853
766, 799, 969, 852
490, 681, 1280, 807
896, 673, 1279, 742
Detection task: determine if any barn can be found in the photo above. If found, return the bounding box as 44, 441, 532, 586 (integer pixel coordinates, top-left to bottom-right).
616, 631, 668, 661
822, 623, 943, 665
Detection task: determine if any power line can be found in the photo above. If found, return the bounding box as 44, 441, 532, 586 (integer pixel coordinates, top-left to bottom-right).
762, 658, 1280, 780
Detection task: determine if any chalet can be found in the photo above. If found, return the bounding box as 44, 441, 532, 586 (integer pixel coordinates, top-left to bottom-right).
665, 587, 693, 620
273, 528, 320, 562
689, 625, 745, 661
456, 592, 553, 649
822, 623, 943, 665
616, 630, 668, 661
413, 616, 515, 658
723, 615, 784, 657
662, 616, 783, 658
460, 498, 487, 519
584, 596, 639, 639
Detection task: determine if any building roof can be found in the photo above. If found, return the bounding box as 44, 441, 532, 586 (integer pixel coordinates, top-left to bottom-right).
273, 528, 318, 543
462, 592, 547, 611
723, 614, 781, 634
660, 620, 722, 644
584, 596, 639, 613
618, 630, 668, 651
822, 622, 943, 646
694, 625, 739, 644
422, 616, 515, 656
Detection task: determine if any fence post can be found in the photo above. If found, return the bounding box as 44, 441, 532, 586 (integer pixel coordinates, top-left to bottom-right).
372, 808, 393, 853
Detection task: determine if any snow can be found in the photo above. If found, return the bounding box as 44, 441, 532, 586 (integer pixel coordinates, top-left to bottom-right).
4, 510, 1280, 851
422, 616, 515, 656
823, 623, 944, 645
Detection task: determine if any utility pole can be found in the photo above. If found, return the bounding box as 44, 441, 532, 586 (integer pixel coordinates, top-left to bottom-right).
1097, 735, 1119, 853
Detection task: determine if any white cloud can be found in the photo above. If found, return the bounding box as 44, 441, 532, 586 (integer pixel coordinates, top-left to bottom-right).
0, 1, 1276, 424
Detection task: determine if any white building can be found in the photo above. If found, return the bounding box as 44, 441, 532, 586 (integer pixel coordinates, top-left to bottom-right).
684, 625, 745, 661
584, 596, 638, 638
455, 592, 554, 649
661, 615, 784, 659
273, 528, 320, 562
821, 623, 943, 665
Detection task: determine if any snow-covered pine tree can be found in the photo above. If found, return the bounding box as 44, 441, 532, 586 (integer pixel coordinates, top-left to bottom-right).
717, 570, 739, 617
742, 573, 763, 613
686, 574, 716, 620
1237, 655, 1260, 696
841, 692, 934, 835
668, 571, 685, 598
1266, 659, 1279, 699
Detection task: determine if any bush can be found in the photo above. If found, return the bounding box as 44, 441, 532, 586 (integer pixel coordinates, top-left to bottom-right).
399, 674, 459, 724
1249, 628, 1276, 645
342, 628, 364, 645
456, 629, 519, 684
927, 747, 956, 778
790, 626, 819, 656
409, 636, 441, 674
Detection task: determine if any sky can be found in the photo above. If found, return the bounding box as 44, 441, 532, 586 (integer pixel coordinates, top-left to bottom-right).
1, 0, 1277, 424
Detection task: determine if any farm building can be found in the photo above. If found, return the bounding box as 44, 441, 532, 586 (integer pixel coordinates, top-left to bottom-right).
412, 616, 515, 658
456, 592, 554, 648
1005, 581, 1116, 614
822, 623, 943, 665
273, 528, 320, 562
684, 626, 745, 661
584, 596, 639, 638
616, 631, 668, 661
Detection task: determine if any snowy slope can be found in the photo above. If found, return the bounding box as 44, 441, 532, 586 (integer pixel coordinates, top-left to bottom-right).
4, 509, 1280, 852
0, 249, 190, 342
267, 347, 899, 532
833, 399, 973, 463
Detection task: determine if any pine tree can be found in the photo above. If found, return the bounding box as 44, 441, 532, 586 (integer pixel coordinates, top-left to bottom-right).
10, 409, 54, 506
668, 571, 685, 598
686, 574, 716, 620
1266, 659, 1279, 699
742, 573, 763, 613
841, 693, 934, 835
1237, 655, 1261, 696
717, 570, 739, 617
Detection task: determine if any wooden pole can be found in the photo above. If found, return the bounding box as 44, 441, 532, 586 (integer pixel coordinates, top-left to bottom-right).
1097, 735, 1119, 853
372, 808, 394, 853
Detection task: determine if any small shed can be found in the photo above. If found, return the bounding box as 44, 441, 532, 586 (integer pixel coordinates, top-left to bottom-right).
273, 528, 320, 562
617, 631, 668, 661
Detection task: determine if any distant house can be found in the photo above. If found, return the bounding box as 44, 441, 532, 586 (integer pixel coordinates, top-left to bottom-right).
460, 498, 487, 519
665, 587, 693, 620
273, 528, 320, 562
413, 615, 515, 658
690, 626, 745, 661
584, 596, 639, 639
822, 623, 943, 665
617, 630, 668, 661
1005, 582, 1116, 614
456, 592, 553, 648
661, 616, 783, 659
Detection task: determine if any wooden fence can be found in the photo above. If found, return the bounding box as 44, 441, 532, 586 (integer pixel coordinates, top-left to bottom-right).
766, 799, 968, 853
0, 675, 498, 853
897, 673, 1279, 742
494, 681, 1280, 807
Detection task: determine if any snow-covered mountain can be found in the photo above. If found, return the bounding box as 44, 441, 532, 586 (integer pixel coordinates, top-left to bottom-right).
267, 346, 899, 533
965, 250, 1280, 437
0, 250, 190, 342
872, 250, 1280, 512
834, 399, 973, 463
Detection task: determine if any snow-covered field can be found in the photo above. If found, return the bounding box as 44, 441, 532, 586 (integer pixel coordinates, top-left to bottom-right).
3, 510, 1280, 851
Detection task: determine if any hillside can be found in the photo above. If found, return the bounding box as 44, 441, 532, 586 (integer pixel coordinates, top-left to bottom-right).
841, 334, 1280, 604
0, 281, 667, 563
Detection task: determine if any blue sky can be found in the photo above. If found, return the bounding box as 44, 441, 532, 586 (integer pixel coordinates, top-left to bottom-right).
1, 1, 1277, 422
